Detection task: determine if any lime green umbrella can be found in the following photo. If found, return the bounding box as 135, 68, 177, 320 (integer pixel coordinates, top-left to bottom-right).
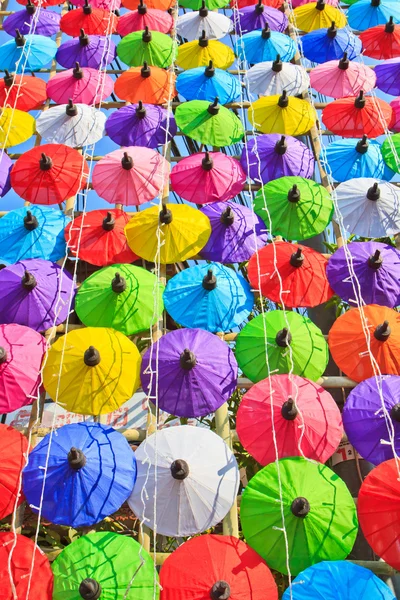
117, 28, 177, 68
241, 457, 358, 576
175, 99, 245, 147
235, 310, 328, 383
52, 531, 158, 599
381, 133, 400, 174
180, 0, 226, 8
75, 264, 165, 335
253, 176, 333, 240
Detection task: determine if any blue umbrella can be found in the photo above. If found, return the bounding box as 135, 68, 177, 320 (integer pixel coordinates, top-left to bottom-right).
22, 423, 137, 528
237, 26, 297, 64
163, 262, 254, 332
0, 32, 57, 73
283, 560, 395, 600
176, 61, 242, 104
301, 24, 362, 64
348, 0, 400, 31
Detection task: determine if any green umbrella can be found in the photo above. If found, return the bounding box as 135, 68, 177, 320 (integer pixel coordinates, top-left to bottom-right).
180, 0, 226, 8
253, 176, 333, 241
241, 457, 358, 576
381, 133, 400, 174
175, 99, 245, 147
117, 28, 177, 68
52, 531, 159, 599
235, 310, 328, 383
75, 264, 165, 335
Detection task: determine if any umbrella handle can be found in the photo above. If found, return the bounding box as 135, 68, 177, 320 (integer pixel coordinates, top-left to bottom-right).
291, 497, 310, 517
159, 204, 173, 224
66, 99, 78, 117
391, 403, 400, 422
142, 26, 152, 42
15, 29, 26, 47
220, 206, 235, 226
202, 268, 217, 290
3, 70, 13, 87
316, 0, 325, 10
385, 16, 395, 33
79, 28, 90, 46
338, 52, 349, 71
367, 182, 380, 201
83, 0, 92, 14
274, 135, 287, 155
84, 346, 101, 366
0, 347, 7, 364
102, 211, 116, 231
278, 90, 288, 108
354, 90, 366, 109
202, 151, 214, 171
73, 62, 84, 80
23, 210, 39, 231
374, 320, 391, 341
272, 55, 282, 73
287, 184, 300, 203
261, 23, 271, 39
121, 152, 134, 170
199, 30, 209, 47
281, 398, 298, 421
210, 581, 231, 600
138, 0, 148, 14
136, 100, 147, 118
289, 248, 304, 268
180, 349, 197, 370
275, 327, 292, 348
79, 578, 102, 600
355, 135, 369, 154
26, 0, 36, 15
368, 249, 383, 270
112, 272, 127, 294
255, 0, 264, 15
170, 459, 189, 480
68, 447, 87, 470
199, 1, 208, 17
21, 270, 37, 291
141, 61, 151, 78
207, 98, 220, 115
204, 60, 215, 78
327, 21, 337, 38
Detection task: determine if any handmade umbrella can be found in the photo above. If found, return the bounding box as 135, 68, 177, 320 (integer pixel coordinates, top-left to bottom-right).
36, 102, 106, 148
128, 426, 239, 536
301, 23, 362, 63
176, 62, 241, 104
71, 0, 121, 8
43, 327, 141, 414
114, 63, 176, 104
292, 0, 339, 5
348, 0, 400, 31
310, 53, 376, 98
324, 137, 395, 182
3, 4, 60, 36
391, 97, 400, 131
106, 102, 177, 148
117, 2, 173, 36
177, 35, 235, 70
56, 30, 116, 69
253, 176, 333, 240
326, 241, 400, 308
0, 108, 35, 148
179, 0, 227, 9
60, 3, 118, 36
241, 135, 315, 183
52, 532, 157, 600
125, 204, 211, 263
0, 32, 57, 73
0, 153, 12, 198
17, 0, 61, 5
170, 151, 246, 204
0, 72, 47, 111
199, 201, 268, 263
46, 63, 114, 104
123, 0, 174, 9
322, 92, 394, 138
248, 93, 316, 136
163, 262, 254, 332
236, 310, 328, 383
248, 242, 333, 308
237, 374, 342, 465
328, 304, 400, 382
65, 209, 137, 266
291, 1, 347, 31
375, 58, 400, 97
117, 28, 176, 68
11, 144, 89, 205
0, 425, 28, 519
177, 3, 233, 40
381, 133, 400, 174
232, 2, 288, 34
75, 264, 164, 335
237, 27, 297, 63
160, 535, 278, 600
359, 18, 400, 59
232, 0, 284, 6
23, 423, 137, 527
247, 58, 310, 97
175, 99, 244, 146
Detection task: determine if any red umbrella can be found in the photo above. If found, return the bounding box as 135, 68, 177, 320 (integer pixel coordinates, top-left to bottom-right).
231, 0, 283, 7
117, 0, 173, 36
359, 18, 400, 60
17, 0, 60, 6
0, 425, 28, 519
60, 1, 118, 36
0, 71, 47, 111
247, 241, 333, 308
160, 534, 278, 600
11, 143, 89, 205
322, 92, 394, 138
65, 209, 138, 266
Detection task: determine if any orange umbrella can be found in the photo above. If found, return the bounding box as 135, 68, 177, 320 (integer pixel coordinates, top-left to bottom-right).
122, 0, 175, 9
114, 62, 176, 104
328, 304, 400, 382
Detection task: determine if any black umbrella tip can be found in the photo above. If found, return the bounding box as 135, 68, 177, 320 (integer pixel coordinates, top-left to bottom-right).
136, 99, 147, 118
66, 98, 78, 116
142, 26, 152, 42
23, 210, 39, 231
278, 90, 289, 108
0, 346, 7, 364
274, 135, 287, 155
316, 0, 326, 10
111, 272, 127, 294
202, 268, 217, 290
327, 21, 337, 38
385, 17, 395, 33
289, 247, 304, 268
275, 327, 292, 347
367, 182, 380, 201
374, 320, 391, 341
198, 30, 209, 47
170, 458, 189, 480
79, 578, 102, 600
281, 398, 298, 421
159, 204, 173, 224
15, 29, 26, 46
84, 346, 101, 367
201, 151, 214, 171
207, 97, 220, 115
83, 0, 92, 13
291, 496, 310, 517
287, 184, 301, 203
68, 447, 87, 470
141, 61, 151, 77
261, 23, 271, 39
199, 1, 208, 16
21, 270, 37, 291
368, 249, 383, 270
210, 581, 231, 600
220, 205, 235, 226
180, 348, 197, 370
354, 90, 366, 109
391, 403, 400, 423
102, 211, 116, 231
204, 60, 215, 78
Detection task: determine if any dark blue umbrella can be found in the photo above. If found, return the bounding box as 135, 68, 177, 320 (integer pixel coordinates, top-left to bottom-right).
301, 24, 362, 64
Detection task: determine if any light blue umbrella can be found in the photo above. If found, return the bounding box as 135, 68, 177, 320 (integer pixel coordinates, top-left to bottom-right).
163, 262, 254, 332
348, 0, 400, 31
0, 32, 57, 73
301, 25, 362, 63
237, 26, 297, 64
176, 62, 242, 104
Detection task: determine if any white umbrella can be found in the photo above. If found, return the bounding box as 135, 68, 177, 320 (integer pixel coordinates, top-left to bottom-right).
247, 58, 310, 97
335, 178, 400, 238
36, 101, 106, 148
128, 425, 239, 537
176, 4, 233, 41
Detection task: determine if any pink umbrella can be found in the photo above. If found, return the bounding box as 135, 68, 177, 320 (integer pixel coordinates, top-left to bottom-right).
292, 0, 338, 5
46, 63, 113, 105
310, 53, 376, 99
71, 0, 121, 8
92, 147, 169, 206
117, 2, 173, 36
390, 97, 400, 132
170, 151, 246, 205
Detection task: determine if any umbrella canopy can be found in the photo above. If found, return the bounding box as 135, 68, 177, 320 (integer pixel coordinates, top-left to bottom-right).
43, 327, 141, 414
123, 0, 174, 9
381, 133, 400, 173
114, 63, 176, 104
301, 23, 362, 63
0, 72, 47, 111
17, 0, 62, 5
177, 36, 235, 70
291, 1, 347, 31
248, 93, 316, 135
92, 147, 169, 206
117, 28, 176, 68
359, 18, 400, 59
236, 310, 329, 383
237, 374, 342, 465
0, 107, 35, 148
105, 102, 177, 148
75, 264, 164, 335
46, 63, 114, 104
247, 59, 310, 97
56, 31, 116, 69
322, 93, 394, 138
170, 151, 246, 204
375, 58, 400, 96
177, 4, 233, 40
253, 176, 333, 240
160, 535, 278, 600
36, 102, 106, 148
163, 262, 254, 332
348, 0, 400, 31
128, 425, 239, 536
310, 53, 376, 98
0, 259, 75, 331
60, 4, 118, 36
176, 62, 241, 104
180, 0, 227, 9
391, 98, 400, 131
324, 136, 395, 182
237, 27, 297, 63
292, 0, 339, 5
0, 153, 12, 198
3, 4, 60, 36
23, 423, 137, 527
232, 2, 288, 34
199, 201, 268, 263
0, 425, 28, 519
176, 98, 245, 146
71, 0, 121, 8
0, 32, 57, 73
232, 0, 284, 6
117, 2, 173, 36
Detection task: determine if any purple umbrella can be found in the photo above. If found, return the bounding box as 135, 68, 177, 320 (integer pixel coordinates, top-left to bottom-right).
240, 134, 315, 184
105, 102, 177, 148
56, 29, 116, 69
140, 328, 238, 418
326, 241, 400, 308
343, 375, 400, 465
3, 4, 61, 37
0, 259, 76, 332
199, 201, 268, 264
231, 1, 288, 34
0, 153, 12, 198
375, 58, 400, 96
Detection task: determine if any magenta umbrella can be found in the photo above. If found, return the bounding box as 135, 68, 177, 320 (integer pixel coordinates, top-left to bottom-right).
70, 0, 121, 8
310, 53, 376, 99
292, 0, 338, 5
46, 63, 113, 105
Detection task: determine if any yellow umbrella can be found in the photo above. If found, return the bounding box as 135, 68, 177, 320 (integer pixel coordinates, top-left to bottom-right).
248, 92, 316, 135
125, 203, 212, 264
0, 107, 35, 148
176, 34, 235, 70
43, 327, 141, 415
290, 2, 347, 33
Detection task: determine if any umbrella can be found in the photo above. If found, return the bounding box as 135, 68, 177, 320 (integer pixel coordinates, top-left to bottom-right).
0, 32, 57, 73
326, 241, 400, 308
177, 3, 233, 40
0, 205, 70, 264
175, 99, 245, 146
0, 107, 35, 148
310, 53, 376, 98
253, 176, 333, 240
75, 264, 164, 335
36, 102, 106, 148
123, 0, 174, 9
125, 204, 211, 264
199, 201, 268, 263
56, 30, 116, 69
117, 28, 176, 68
232, 0, 284, 6
247, 58, 310, 97
237, 374, 342, 465
3, 4, 60, 36
248, 241, 333, 308
106, 102, 177, 148
292, 0, 339, 5
17, 0, 61, 5
118, 2, 173, 36
46, 63, 114, 104
179, 0, 227, 9
290, 1, 347, 32
0, 72, 47, 111
348, 0, 400, 31
375, 58, 400, 96
52, 532, 157, 600
64, 209, 138, 266
249, 93, 316, 135
322, 92, 394, 138
92, 147, 169, 206
323, 136, 395, 182
141, 328, 238, 417
128, 425, 239, 536
237, 26, 297, 63
71, 0, 121, 8
114, 62, 176, 104
163, 262, 254, 332
11, 143, 89, 205
335, 178, 400, 238
241, 134, 315, 183
60, 3, 118, 36
177, 35, 235, 70
301, 23, 362, 63
236, 310, 329, 383
232, 2, 288, 34
176, 62, 241, 104
160, 535, 278, 600
0, 425, 28, 519
0, 153, 12, 198
359, 17, 400, 59
390, 97, 400, 132
170, 151, 246, 204
22, 422, 137, 527
381, 133, 400, 174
